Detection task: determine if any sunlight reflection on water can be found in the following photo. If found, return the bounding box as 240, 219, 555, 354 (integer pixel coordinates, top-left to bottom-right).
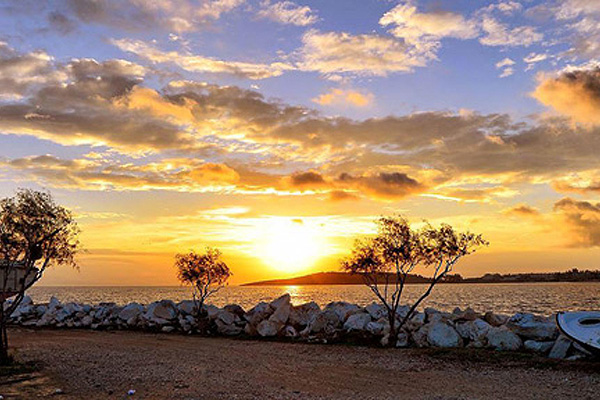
28, 282, 600, 316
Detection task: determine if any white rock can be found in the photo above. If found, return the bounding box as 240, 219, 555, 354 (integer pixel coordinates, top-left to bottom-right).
427, 322, 463, 348
161, 326, 175, 333
257, 320, 279, 337
270, 294, 291, 310
366, 321, 385, 336
411, 325, 430, 348
244, 302, 273, 326
486, 327, 522, 351
289, 302, 320, 328
396, 331, 409, 348
524, 340, 554, 354
119, 303, 144, 321
548, 335, 572, 359
343, 312, 371, 332
145, 300, 177, 323
324, 302, 360, 322
455, 318, 491, 341
48, 296, 60, 310
365, 303, 386, 320
177, 300, 197, 315
308, 309, 341, 334
506, 313, 558, 340
283, 325, 298, 338
269, 301, 291, 325
484, 311, 509, 327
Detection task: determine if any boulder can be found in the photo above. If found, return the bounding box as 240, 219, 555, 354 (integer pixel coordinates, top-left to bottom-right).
270, 294, 291, 310
524, 340, 554, 354
177, 300, 197, 315
161, 326, 175, 333
269, 299, 291, 326
506, 313, 558, 340
307, 309, 342, 335
244, 302, 273, 326
484, 311, 509, 327
396, 331, 409, 348
427, 322, 463, 348
453, 307, 479, 322
215, 318, 243, 336
455, 319, 491, 341
324, 302, 360, 322
119, 303, 144, 321
205, 304, 221, 319
343, 312, 371, 332
486, 327, 522, 351
21, 296, 33, 306
215, 310, 238, 326
411, 325, 430, 348
365, 321, 385, 336
289, 302, 320, 328
48, 296, 60, 310
145, 300, 177, 324
224, 304, 245, 318
365, 303, 386, 320
548, 335, 572, 359
257, 320, 279, 337
283, 325, 298, 338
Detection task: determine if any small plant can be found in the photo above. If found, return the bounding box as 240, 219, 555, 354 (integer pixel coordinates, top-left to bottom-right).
175, 247, 232, 318
342, 215, 486, 346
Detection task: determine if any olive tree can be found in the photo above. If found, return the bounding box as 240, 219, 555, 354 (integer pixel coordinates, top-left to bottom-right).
175, 248, 232, 318
342, 215, 486, 346
0, 189, 80, 364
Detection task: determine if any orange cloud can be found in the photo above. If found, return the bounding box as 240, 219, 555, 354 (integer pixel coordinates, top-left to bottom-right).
312, 88, 373, 107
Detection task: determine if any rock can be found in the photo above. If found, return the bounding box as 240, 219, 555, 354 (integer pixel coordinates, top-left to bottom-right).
307, 309, 341, 335
365, 303, 386, 320
224, 304, 245, 318
216, 310, 238, 326
486, 327, 522, 351
428, 312, 454, 325
396, 305, 410, 319
524, 340, 554, 354
145, 300, 177, 324
412, 325, 430, 348
506, 313, 558, 340
215, 318, 243, 336
396, 331, 409, 348
548, 335, 572, 359
205, 304, 221, 319
177, 300, 197, 315
366, 321, 385, 336
269, 300, 291, 325
380, 334, 390, 347
289, 302, 320, 328
324, 302, 360, 322
48, 296, 60, 310
244, 302, 273, 326
455, 319, 491, 341
453, 307, 479, 322
270, 294, 291, 310
343, 312, 371, 332
257, 320, 280, 337
161, 326, 175, 333
283, 325, 298, 338
484, 311, 509, 327
119, 303, 144, 321
21, 295, 33, 306
81, 315, 93, 327
427, 322, 463, 348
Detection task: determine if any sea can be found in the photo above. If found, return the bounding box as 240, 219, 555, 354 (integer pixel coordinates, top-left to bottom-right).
27, 282, 600, 316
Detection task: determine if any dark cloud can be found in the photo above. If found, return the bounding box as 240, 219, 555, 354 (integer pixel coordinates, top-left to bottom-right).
289, 171, 327, 187
47, 11, 77, 34
554, 197, 600, 247
503, 204, 541, 217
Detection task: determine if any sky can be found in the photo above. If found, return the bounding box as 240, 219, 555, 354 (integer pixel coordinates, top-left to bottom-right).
2, 0, 600, 285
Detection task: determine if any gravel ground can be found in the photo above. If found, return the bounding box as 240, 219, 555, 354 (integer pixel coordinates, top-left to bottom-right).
4, 328, 600, 399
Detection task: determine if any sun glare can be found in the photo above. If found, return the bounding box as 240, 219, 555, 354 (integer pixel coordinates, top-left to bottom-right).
255, 218, 327, 274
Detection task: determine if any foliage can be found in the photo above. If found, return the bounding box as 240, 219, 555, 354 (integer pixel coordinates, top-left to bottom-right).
341, 215, 487, 345
175, 247, 232, 316
0, 189, 80, 364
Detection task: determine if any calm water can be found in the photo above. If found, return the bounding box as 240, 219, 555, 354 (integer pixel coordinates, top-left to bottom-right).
27, 282, 600, 316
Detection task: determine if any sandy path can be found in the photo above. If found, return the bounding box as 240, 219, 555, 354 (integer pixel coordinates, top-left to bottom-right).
4, 328, 600, 399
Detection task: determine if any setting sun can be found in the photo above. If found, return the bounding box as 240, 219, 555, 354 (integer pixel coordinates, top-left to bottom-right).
255, 218, 327, 274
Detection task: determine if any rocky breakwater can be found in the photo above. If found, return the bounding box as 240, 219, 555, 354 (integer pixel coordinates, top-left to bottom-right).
7, 294, 596, 361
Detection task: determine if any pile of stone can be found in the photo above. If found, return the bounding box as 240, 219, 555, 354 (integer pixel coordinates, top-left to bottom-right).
7, 294, 595, 361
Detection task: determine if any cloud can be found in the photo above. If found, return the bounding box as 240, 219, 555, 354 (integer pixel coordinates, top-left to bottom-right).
297, 29, 434, 77
554, 197, 600, 247
257, 1, 318, 26
1, 155, 240, 192
312, 88, 373, 107
499, 67, 514, 78
379, 2, 478, 44
532, 64, 600, 125
523, 53, 548, 64
495, 58, 515, 69
503, 204, 541, 217
47, 11, 77, 34
479, 17, 543, 47
64, 0, 244, 33
288, 171, 328, 187
111, 38, 292, 80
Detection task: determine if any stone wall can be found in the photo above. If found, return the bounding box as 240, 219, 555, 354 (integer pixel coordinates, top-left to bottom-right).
7, 294, 595, 361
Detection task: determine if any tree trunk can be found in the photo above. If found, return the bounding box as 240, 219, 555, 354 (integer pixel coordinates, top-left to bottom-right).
0, 301, 10, 365
387, 309, 397, 347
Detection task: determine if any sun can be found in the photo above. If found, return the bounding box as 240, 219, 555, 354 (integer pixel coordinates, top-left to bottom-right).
255, 218, 326, 274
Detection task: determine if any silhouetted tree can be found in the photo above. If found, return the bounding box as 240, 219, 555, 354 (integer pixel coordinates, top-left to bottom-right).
342, 215, 486, 346
0, 189, 80, 364
175, 248, 231, 318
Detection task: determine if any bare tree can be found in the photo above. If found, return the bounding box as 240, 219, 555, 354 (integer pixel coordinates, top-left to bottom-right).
0, 189, 80, 364
175, 248, 232, 318
341, 215, 486, 346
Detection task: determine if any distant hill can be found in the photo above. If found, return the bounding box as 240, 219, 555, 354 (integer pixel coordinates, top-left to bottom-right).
242, 268, 600, 286
242, 271, 431, 286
